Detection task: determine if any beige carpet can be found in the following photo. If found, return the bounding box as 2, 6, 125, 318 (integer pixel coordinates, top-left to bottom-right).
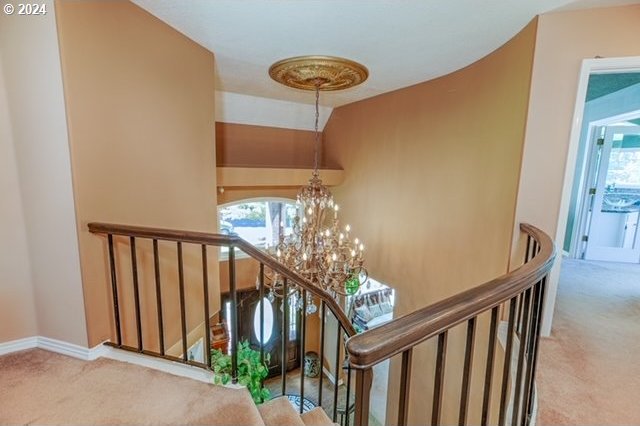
0, 349, 263, 425
537, 259, 640, 425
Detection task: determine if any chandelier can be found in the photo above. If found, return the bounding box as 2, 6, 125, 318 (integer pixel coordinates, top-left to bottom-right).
263, 56, 370, 306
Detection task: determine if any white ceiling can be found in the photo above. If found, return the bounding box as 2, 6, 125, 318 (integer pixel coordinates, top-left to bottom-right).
132, 0, 638, 108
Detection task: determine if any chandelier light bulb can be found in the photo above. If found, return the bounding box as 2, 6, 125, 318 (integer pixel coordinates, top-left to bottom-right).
345, 224, 351, 232
355, 238, 359, 245
302, 217, 307, 223
303, 252, 308, 261
325, 229, 330, 237
351, 250, 356, 257
359, 243, 364, 251
332, 253, 337, 261
334, 204, 339, 211
276, 249, 281, 258
307, 207, 313, 215
339, 233, 344, 240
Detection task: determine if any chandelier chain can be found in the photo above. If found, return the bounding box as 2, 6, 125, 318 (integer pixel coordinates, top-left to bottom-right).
313, 84, 320, 177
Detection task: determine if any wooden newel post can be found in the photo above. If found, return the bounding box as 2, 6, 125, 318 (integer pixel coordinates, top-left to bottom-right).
353, 368, 373, 426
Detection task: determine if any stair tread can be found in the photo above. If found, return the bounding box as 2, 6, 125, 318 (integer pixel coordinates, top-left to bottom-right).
300, 407, 336, 426
258, 396, 306, 426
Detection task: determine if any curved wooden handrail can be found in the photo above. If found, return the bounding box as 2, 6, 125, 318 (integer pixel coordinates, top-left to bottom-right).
345, 223, 555, 369
88, 222, 356, 336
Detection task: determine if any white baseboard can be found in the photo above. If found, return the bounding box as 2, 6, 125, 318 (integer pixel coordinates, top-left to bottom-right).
322, 366, 344, 386
37, 336, 102, 361
0, 336, 108, 361
0, 336, 38, 356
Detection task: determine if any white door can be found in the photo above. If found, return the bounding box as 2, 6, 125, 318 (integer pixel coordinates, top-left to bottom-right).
584, 125, 640, 263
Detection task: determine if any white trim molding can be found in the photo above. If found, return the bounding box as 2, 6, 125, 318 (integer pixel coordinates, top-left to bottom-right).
0, 336, 38, 356
0, 336, 108, 360
322, 366, 343, 386
37, 336, 106, 361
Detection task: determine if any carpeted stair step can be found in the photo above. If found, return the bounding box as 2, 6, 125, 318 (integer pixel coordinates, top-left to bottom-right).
258, 396, 306, 426
300, 407, 337, 426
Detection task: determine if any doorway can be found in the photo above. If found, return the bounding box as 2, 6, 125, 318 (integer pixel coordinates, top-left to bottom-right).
563, 68, 640, 264
221, 289, 301, 378
582, 125, 640, 262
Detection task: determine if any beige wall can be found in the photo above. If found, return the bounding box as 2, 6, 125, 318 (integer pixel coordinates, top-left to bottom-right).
513, 4, 640, 335
0, 55, 38, 343
56, 0, 218, 348
217, 122, 335, 168
0, 0, 87, 346
324, 20, 538, 425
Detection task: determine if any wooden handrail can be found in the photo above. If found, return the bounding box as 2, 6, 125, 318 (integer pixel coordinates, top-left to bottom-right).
88, 222, 356, 336
345, 223, 555, 369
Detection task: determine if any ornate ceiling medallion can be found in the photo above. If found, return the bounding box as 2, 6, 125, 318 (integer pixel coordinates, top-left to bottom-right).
269, 55, 369, 91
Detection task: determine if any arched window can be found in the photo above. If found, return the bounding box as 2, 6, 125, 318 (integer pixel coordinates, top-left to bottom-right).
218, 198, 298, 250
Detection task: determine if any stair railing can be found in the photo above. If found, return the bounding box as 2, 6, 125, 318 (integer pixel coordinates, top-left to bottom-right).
345, 223, 555, 426
89, 222, 356, 420
90, 222, 554, 426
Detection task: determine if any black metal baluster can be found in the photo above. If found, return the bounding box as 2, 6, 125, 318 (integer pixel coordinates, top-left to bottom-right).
281, 278, 288, 396
398, 348, 413, 426
481, 306, 499, 426
524, 235, 531, 263
432, 331, 448, 426
345, 361, 352, 426
499, 298, 517, 426
130, 237, 143, 352
516, 293, 524, 334
300, 289, 307, 414
512, 288, 533, 426
531, 241, 538, 260
333, 323, 341, 423
318, 300, 326, 407
521, 281, 541, 426
259, 264, 265, 382
525, 277, 547, 423
152, 239, 165, 356
107, 234, 122, 347
459, 317, 477, 425
177, 242, 188, 362
202, 245, 211, 369
229, 246, 238, 382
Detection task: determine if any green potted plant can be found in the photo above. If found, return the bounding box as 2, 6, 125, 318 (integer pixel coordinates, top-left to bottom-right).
211, 340, 271, 404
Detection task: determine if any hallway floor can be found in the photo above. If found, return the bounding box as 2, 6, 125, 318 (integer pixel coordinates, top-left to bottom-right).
537, 258, 640, 425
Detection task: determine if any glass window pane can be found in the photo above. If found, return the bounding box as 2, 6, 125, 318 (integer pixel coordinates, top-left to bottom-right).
253, 298, 274, 344
219, 199, 298, 249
